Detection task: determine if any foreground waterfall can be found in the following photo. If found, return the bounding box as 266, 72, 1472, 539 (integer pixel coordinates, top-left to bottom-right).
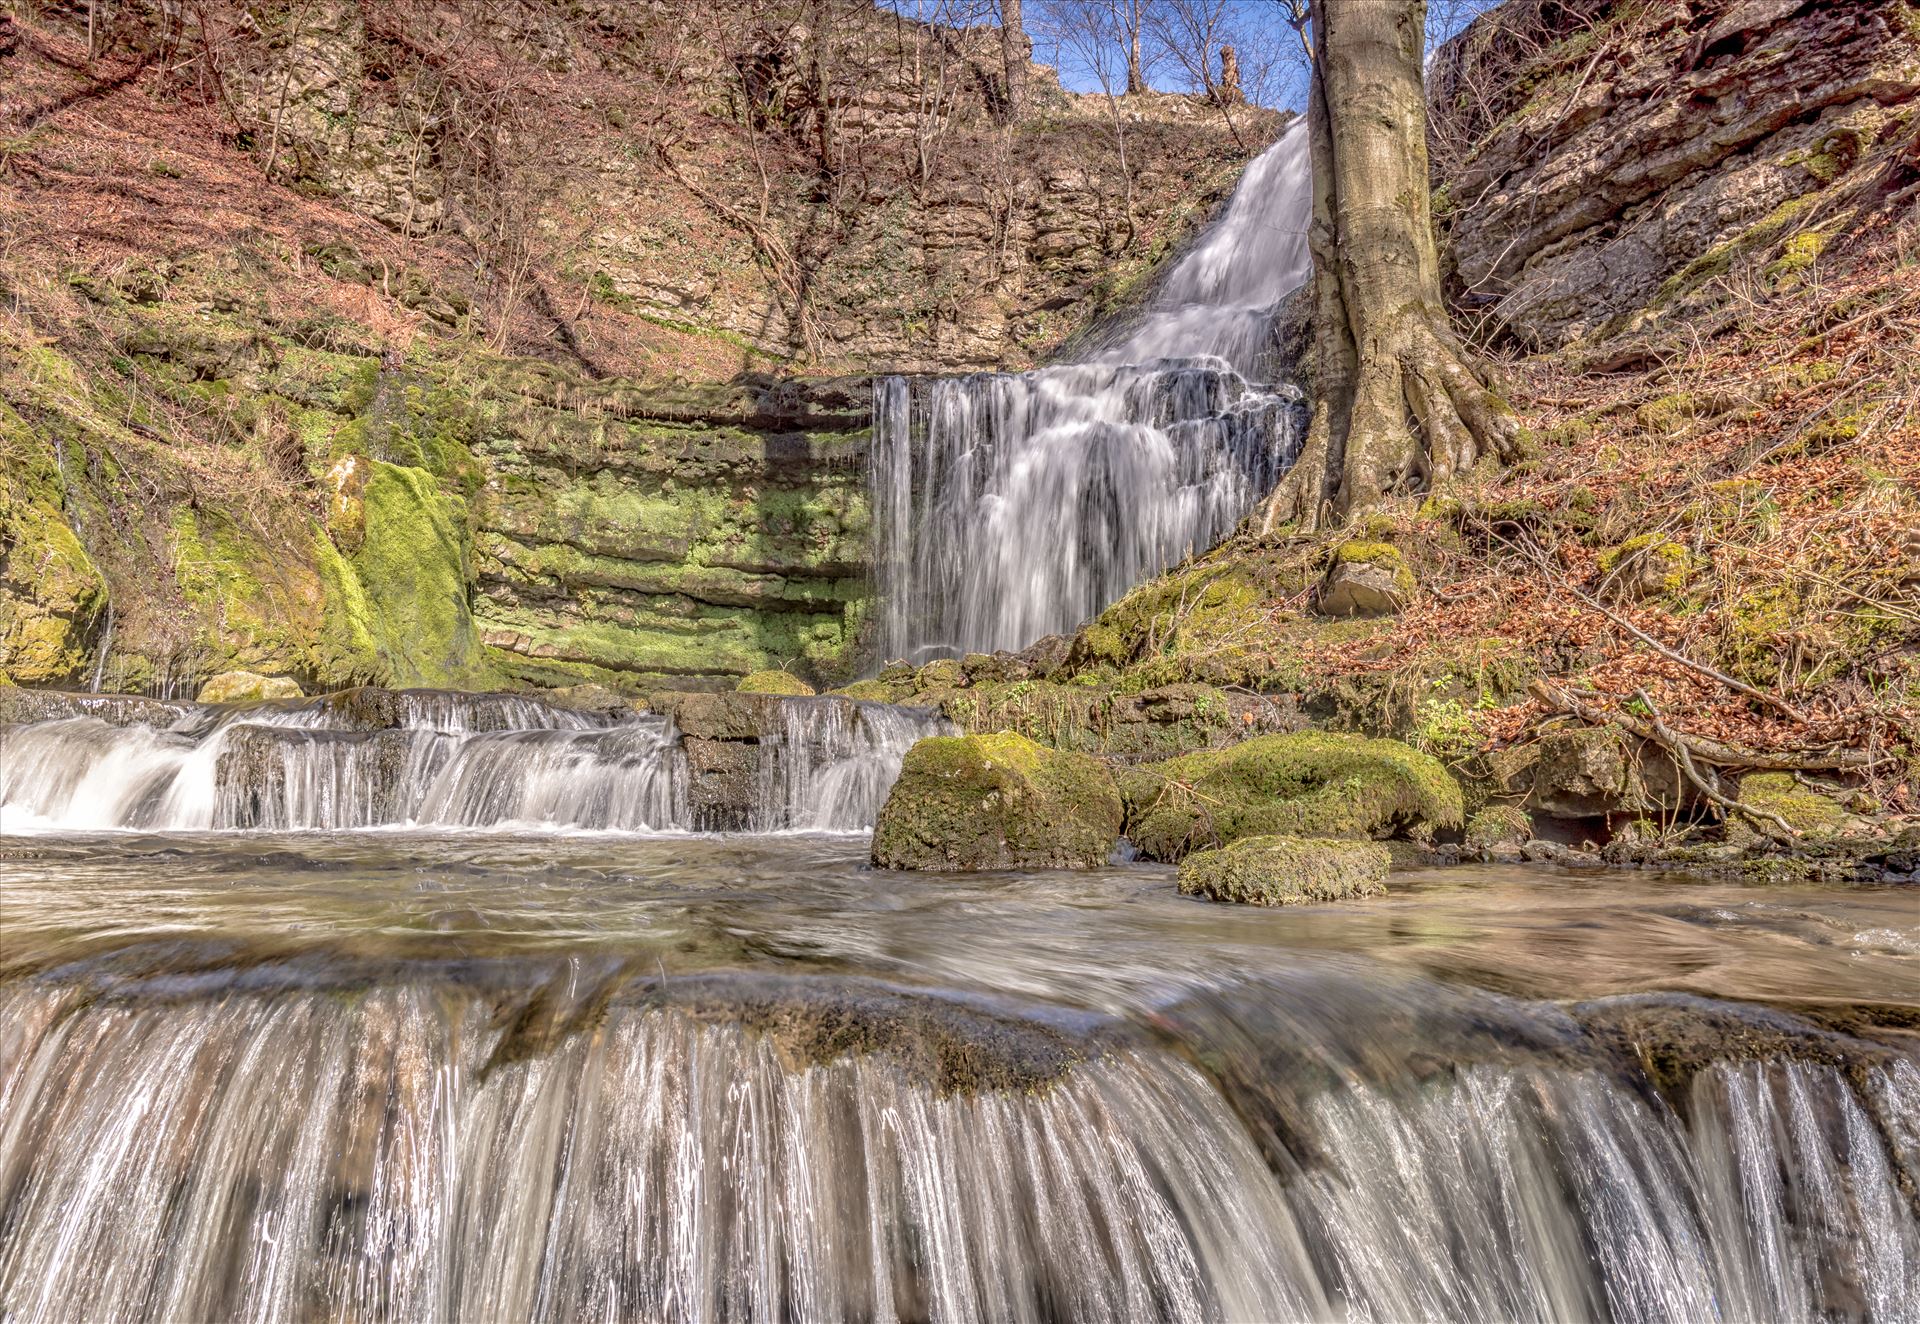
0, 690, 945, 833
1, 963, 1913, 1324
871, 122, 1313, 662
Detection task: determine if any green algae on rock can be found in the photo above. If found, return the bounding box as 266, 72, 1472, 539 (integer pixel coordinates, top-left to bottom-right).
1177, 835, 1391, 906
737, 670, 816, 696
871, 732, 1123, 871
1120, 731, 1464, 862
1464, 803, 1533, 857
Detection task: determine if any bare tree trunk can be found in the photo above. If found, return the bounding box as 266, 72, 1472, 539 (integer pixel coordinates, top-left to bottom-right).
1261, 0, 1517, 534
1000, 0, 1029, 118
1124, 1, 1145, 94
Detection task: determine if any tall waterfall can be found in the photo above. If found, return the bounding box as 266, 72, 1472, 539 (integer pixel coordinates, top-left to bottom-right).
0, 690, 944, 834
871, 120, 1313, 663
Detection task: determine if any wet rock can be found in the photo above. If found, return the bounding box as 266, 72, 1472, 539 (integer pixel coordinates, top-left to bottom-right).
1465, 804, 1532, 859
1016, 633, 1073, 680
736, 670, 815, 696
1317, 542, 1414, 617
1119, 732, 1463, 862
1519, 840, 1602, 867
212, 726, 413, 828
0, 689, 191, 729
197, 671, 304, 703
652, 690, 788, 740
1178, 835, 1390, 906
683, 737, 764, 831
872, 732, 1122, 871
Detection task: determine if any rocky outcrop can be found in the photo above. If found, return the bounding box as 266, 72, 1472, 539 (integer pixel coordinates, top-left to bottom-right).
1432, 0, 1920, 349
197, 671, 304, 703
871, 732, 1122, 871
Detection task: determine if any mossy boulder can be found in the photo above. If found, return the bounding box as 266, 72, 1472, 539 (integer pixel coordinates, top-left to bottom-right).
1120, 732, 1464, 862
1465, 804, 1532, 857
1597, 534, 1693, 601
738, 669, 815, 696
197, 670, 304, 703
831, 679, 897, 703
871, 732, 1123, 871
1729, 772, 1852, 843
1318, 541, 1415, 617
1177, 834, 1390, 906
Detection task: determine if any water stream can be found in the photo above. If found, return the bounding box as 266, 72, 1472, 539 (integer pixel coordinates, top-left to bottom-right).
870, 121, 1313, 662
1, 828, 1915, 1323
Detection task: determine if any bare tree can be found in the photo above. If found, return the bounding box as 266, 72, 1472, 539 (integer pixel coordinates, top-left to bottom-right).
1000, 0, 1030, 118
1035, 0, 1140, 245
1260, 0, 1518, 532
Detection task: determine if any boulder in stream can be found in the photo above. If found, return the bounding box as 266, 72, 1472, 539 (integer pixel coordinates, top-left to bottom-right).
1120, 731, 1463, 861
1178, 834, 1390, 906
737, 670, 815, 696
872, 732, 1122, 871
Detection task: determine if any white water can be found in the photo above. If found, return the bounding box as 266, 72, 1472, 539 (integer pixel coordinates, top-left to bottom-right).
0, 691, 945, 834
0, 978, 1912, 1324
871, 120, 1313, 663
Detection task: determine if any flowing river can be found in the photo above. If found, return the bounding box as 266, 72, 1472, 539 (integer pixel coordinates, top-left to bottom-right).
2, 691, 1917, 1323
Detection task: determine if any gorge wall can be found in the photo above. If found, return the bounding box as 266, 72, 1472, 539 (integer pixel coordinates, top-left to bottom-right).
0, 0, 1274, 693
3, 0, 1913, 696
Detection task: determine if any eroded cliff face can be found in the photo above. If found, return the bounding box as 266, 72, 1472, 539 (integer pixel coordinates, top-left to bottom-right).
1431, 0, 1920, 350
0, 1, 1269, 693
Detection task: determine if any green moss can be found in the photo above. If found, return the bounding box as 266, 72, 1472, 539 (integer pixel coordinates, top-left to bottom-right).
1634, 394, 1695, 436
1464, 804, 1532, 854
0, 403, 108, 685
871, 733, 1123, 871
1729, 772, 1851, 843
1177, 834, 1390, 906
738, 669, 815, 696
1597, 534, 1693, 598
831, 679, 897, 703
1120, 732, 1464, 862
348, 461, 494, 688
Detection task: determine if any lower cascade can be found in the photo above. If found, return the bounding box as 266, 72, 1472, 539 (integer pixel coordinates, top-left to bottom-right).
0, 951, 1913, 1324
0, 690, 946, 833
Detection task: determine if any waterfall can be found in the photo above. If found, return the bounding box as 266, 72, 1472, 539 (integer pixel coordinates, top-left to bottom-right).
871, 120, 1313, 663
0, 969, 1912, 1324
0, 689, 944, 834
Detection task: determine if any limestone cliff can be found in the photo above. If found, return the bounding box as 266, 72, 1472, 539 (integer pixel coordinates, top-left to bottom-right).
1429, 0, 1919, 349
0, 1, 1268, 692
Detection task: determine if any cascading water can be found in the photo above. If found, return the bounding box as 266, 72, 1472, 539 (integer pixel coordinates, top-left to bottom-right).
871, 120, 1313, 662
0, 689, 944, 834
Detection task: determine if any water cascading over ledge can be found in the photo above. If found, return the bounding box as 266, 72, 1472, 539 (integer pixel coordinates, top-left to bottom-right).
0, 689, 946, 833
870, 120, 1314, 663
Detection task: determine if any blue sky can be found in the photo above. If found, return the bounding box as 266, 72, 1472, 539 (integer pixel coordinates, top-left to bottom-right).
880, 1, 1501, 113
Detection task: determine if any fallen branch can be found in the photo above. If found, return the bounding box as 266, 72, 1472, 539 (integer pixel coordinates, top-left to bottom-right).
1633, 689, 1798, 842
1528, 679, 1886, 771
1514, 533, 1806, 723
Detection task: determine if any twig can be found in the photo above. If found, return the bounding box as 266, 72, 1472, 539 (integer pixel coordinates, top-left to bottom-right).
1514, 534, 1807, 723
1633, 689, 1799, 842
1528, 679, 1887, 771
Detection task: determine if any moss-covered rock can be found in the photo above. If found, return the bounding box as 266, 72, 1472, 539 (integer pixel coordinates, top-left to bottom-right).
1465, 803, 1532, 856
196, 670, 304, 703
1120, 732, 1464, 862
737, 669, 815, 696
1177, 834, 1390, 906
1596, 534, 1693, 600
871, 732, 1123, 871
1729, 772, 1851, 842
0, 401, 108, 686
1318, 541, 1415, 617
830, 679, 897, 703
